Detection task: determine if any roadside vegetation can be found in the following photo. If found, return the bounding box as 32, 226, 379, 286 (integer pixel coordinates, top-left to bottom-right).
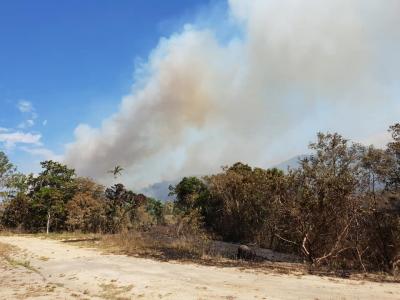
1, 123, 400, 277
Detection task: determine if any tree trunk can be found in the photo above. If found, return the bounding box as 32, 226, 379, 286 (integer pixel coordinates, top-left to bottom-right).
46, 210, 51, 234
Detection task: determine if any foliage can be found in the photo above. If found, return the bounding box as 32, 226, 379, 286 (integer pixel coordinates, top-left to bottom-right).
145, 197, 165, 225
103, 183, 147, 233
387, 123, 400, 190
0, 151, 15, 188
203, 163, 286, 244
283, 133, 361, 265
1, 192, 31, 230
169, 176, 209, 213
27, 161, 76, 233
0, 151, 18, 199
66, 178, 106, 232
169, 128, 400, 272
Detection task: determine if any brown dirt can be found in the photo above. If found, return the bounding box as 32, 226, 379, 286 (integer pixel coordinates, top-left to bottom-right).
0, 235, 399, 300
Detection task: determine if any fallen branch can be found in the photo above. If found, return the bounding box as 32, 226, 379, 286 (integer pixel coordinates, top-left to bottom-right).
61, 237, 100, 243
274, 233, 298, 246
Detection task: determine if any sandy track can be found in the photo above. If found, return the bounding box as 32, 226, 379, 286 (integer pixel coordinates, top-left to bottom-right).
0, 236, 399, 300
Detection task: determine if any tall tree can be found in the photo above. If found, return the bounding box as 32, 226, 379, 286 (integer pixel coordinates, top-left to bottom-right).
387, 123, 400, 190
0, 151, 16, 200
28, 161, 76, 234
66, 178, 106, 233
169, 177, 209, 213
360, 146, 392, 194
104, 183, 146, 233
204, 163, 286, 245
108, 165, 124, 179
288, 133, 360, 264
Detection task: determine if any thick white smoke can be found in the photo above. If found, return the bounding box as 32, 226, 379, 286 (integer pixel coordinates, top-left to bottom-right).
64, 0, 400, 188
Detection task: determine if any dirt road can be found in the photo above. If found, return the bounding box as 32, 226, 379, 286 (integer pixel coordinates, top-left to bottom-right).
0, 236, 399, 299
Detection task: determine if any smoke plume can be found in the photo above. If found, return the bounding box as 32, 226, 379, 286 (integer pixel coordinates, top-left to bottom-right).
64, 0, 400, 188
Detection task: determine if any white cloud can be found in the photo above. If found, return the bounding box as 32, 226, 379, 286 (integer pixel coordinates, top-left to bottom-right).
0, 131, 41, 149
18, 119, 35, 129
17, 100, 33, 113
16, 100, 39, 129
64, 0, 400, 188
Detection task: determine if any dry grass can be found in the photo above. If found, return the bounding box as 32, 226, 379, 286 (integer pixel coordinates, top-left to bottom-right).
33, 231, 100, 241
3, 228, 399, 283
0, 241, 43, 278
94, 226, 211, 261
0, 229, 17, 236
0, 241, 14, 257
98, 283, 134, 300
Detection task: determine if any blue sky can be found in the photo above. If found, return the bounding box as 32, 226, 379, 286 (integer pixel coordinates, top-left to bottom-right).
0, 0, 215, 172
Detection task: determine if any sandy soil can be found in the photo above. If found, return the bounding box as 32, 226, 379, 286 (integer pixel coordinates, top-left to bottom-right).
0, 236, 399, 300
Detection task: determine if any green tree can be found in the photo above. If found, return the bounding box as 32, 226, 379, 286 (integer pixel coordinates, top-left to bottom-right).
104, 183, 146, 233
145, 197, 164, 225
0, 151, 16, 199
169, 177, 209, 213
0, 152, 29, 229
28, 161, 76, 234
205, 163, 286, 245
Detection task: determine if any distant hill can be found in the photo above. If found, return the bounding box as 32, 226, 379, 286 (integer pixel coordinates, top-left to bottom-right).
141, 179, 178, 201
273, 154, 308, 171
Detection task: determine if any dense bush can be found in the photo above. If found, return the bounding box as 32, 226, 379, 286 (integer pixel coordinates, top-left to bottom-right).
170, 126, 400, 272
0, 162, 150, 234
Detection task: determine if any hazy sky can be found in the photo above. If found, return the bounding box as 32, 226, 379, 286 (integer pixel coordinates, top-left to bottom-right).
1, 0, 399, 189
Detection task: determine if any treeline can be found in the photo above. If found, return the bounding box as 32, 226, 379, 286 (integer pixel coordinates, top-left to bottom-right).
170, 124, 400, 272
1, 123, 400, 273
0, 160, 165, 234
